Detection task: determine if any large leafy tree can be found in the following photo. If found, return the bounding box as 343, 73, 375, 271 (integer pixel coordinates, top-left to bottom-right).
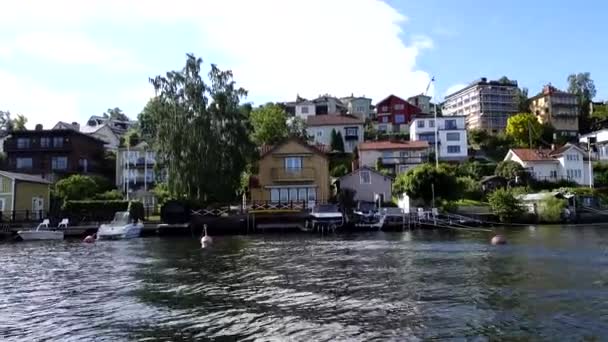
103, 107, 130, 121
488, 188, 523, 222
393, 163, 461, 204
286, 116, 309, 141
11, 114, 27, 131
250, 103, 289, 145
495, 160, 525, 181
517, 87, 530, 112
148, 54, 254, 202
506, 113, 543, 147
568, 72, 596, 132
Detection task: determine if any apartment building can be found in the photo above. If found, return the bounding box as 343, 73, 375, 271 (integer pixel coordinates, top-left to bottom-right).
442, 77, 519, 133
530, 84, 579, 137
116, 142, 159, 207
409, 116, 468, 161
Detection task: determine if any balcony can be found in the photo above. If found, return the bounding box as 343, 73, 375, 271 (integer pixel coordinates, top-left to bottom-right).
271, 167, 315, 182
379, 156, 427, 165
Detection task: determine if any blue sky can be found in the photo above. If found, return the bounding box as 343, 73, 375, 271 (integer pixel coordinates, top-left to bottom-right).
0, 0, 606, 128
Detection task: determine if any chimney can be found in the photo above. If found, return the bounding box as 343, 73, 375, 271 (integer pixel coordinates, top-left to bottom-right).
35, 124, 43, 131
71, 122, 81, 131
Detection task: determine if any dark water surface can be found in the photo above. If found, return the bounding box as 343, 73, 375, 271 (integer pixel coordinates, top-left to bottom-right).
1, 226, 608, 341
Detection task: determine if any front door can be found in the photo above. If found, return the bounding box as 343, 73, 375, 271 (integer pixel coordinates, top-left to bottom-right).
32, 197, 44, 220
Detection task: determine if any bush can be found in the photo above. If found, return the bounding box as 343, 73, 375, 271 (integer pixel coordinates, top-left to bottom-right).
331, 164, 349, 178
128, 201, 145, 222
458, 161, 496, 180
539, 196, 567, 223
94, 190, 124, 200
457, 176, 483, 200
63, 200, 130, 222
488, 188, 524, 222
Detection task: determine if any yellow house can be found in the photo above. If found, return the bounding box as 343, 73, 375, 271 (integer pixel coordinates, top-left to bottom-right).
250, 138, 330, 203
0, 171, 51, 215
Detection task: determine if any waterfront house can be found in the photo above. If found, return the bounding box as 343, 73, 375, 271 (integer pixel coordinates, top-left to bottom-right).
115, 141, 158, 208
358, 140, 429, 175
0, 170, 50, 218
530, 84, 579, 138
307, 115, 364, 153
250, 138, 330, 203
503, 143, 593, 186
3, 127, 106, 182
337, 166, 392, 203
374, 95, 422, 134
409, 115, 468, 161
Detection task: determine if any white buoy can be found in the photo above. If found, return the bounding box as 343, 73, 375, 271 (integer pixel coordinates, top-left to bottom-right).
201, 224, 213, 246
491, 235, 507, 245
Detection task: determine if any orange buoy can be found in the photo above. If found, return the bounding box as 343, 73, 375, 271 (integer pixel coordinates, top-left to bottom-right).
83, 235, 95, 243
491, 235, 507, 245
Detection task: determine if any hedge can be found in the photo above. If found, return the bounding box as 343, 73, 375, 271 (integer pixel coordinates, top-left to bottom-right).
62, 200, 130, 223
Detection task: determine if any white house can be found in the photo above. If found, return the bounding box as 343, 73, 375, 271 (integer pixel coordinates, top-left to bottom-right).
410, 116, 468, 161
295, 100, 316, 119
295, 95, 347, 119
307, 115, 364, 153
580, 128, 608, 161
358, 140, 430, 175
503, 143, 593, 186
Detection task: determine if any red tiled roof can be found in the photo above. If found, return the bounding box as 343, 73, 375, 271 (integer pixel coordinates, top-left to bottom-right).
510, 149, 555, 161
306, 114, 364, 126
358, 140, 429, 151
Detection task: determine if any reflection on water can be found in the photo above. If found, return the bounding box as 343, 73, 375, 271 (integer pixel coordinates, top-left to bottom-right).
1, 226, 608, 341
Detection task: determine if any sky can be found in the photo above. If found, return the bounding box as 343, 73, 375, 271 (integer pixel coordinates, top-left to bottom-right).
0, 0, 606, 128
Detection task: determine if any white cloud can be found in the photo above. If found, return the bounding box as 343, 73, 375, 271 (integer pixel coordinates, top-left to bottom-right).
0, 0, 434, 120
0, 70, 80, 129
6, 31, 142, 70
444, 83, 468, 98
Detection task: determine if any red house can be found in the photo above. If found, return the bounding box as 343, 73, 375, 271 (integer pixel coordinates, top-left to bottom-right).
375, 95, 421, 133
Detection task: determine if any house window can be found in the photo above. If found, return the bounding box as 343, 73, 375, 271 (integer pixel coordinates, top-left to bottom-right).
0, 198, 4, 212
417, 120, 425, 128
447, 145, 461, 154
289, 188, 298, 201
271, 189, 280, 202
16, 157, 33, 169
398, 165, 409, 173
394, 104, 405, 110
307, 188, 316, 201
382, 151, 393, 159
395, 114, 405, 124
399, 151, 409, 158
345, 127, 358, 136
576, 169, 582, 178
550, 170, 557, 178
445, 119, 457, 130
284, 157, 302, 170
356, 106, 365, 112
40, 137, 51, 148
280, 189, 289, 202
316, 131, 322, 137
52, 156, 68, 170
53, 137, 64, 148
381, 116, 389, 123
378, 125, 387, 132
301, 106, 309, 114
298, 188, 307, 201
446, 132, 460, 141
429, 120, 434, 128
360, 170, 371, 184
381, 106, 388, 112
17, 138, 30, 149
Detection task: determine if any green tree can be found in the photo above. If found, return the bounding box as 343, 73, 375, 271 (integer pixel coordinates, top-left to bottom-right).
103, 107, 130, 121
250, 103, 288, 145
335, 131, 345, 152
11, 114, 27, 131
506, 113, 542, 147
54, 175, 100, 203
152, 183, 172, 205
286, 116, 309, 141
568, 72, 596, 132
331, 164, 349, 178
393, 163, 461, 205
457, 176, 483, 200
517, 87, 530, 112
495, 160, 525, 181
124, 129, 141, 147
593, 162, 608, 187
330, 129, 339, 151
539, 196, 567, 222
148, 54, 254, 202
488, 188, 523, 222
468, 128, 489, 148
591, 103, 608, 120
138, 98, 163, 145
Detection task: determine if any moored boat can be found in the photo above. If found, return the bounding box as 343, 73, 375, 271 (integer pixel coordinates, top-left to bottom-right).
17, 219, 65, 241
97, 212, 143, 240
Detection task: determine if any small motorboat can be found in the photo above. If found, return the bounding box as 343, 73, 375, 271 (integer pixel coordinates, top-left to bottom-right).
304, 204, 344, 233
18, 219, 66, 241
97, 212, 143, 240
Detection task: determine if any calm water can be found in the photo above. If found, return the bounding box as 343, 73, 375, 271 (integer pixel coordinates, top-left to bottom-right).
1, 227, 608, 341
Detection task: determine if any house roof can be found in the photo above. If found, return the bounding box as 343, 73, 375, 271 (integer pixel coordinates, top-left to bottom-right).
376, 94, 407, 106
52, 121, 78, 130
0, 171, 51, 184
339, 166, 393, 181
306, 115, 364, 126
529, 84, 577, 101
358, 140, 429, 151
259, 138, 330, 158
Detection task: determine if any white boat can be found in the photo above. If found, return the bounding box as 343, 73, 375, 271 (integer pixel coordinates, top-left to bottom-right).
18, 219, 65, 241
303, 204, 344, 232
97, 212, 143, 240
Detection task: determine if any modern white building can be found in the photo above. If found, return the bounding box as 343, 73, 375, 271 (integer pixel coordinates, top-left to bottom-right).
307, 115, 364, 153
340, 95, 373, 120
358, 140, 430, 175
442, 77, 519, 133
580, 129, 608, 161
503, 143, 593, 186
116, 142, 159, 207
409, 116, 468, 161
